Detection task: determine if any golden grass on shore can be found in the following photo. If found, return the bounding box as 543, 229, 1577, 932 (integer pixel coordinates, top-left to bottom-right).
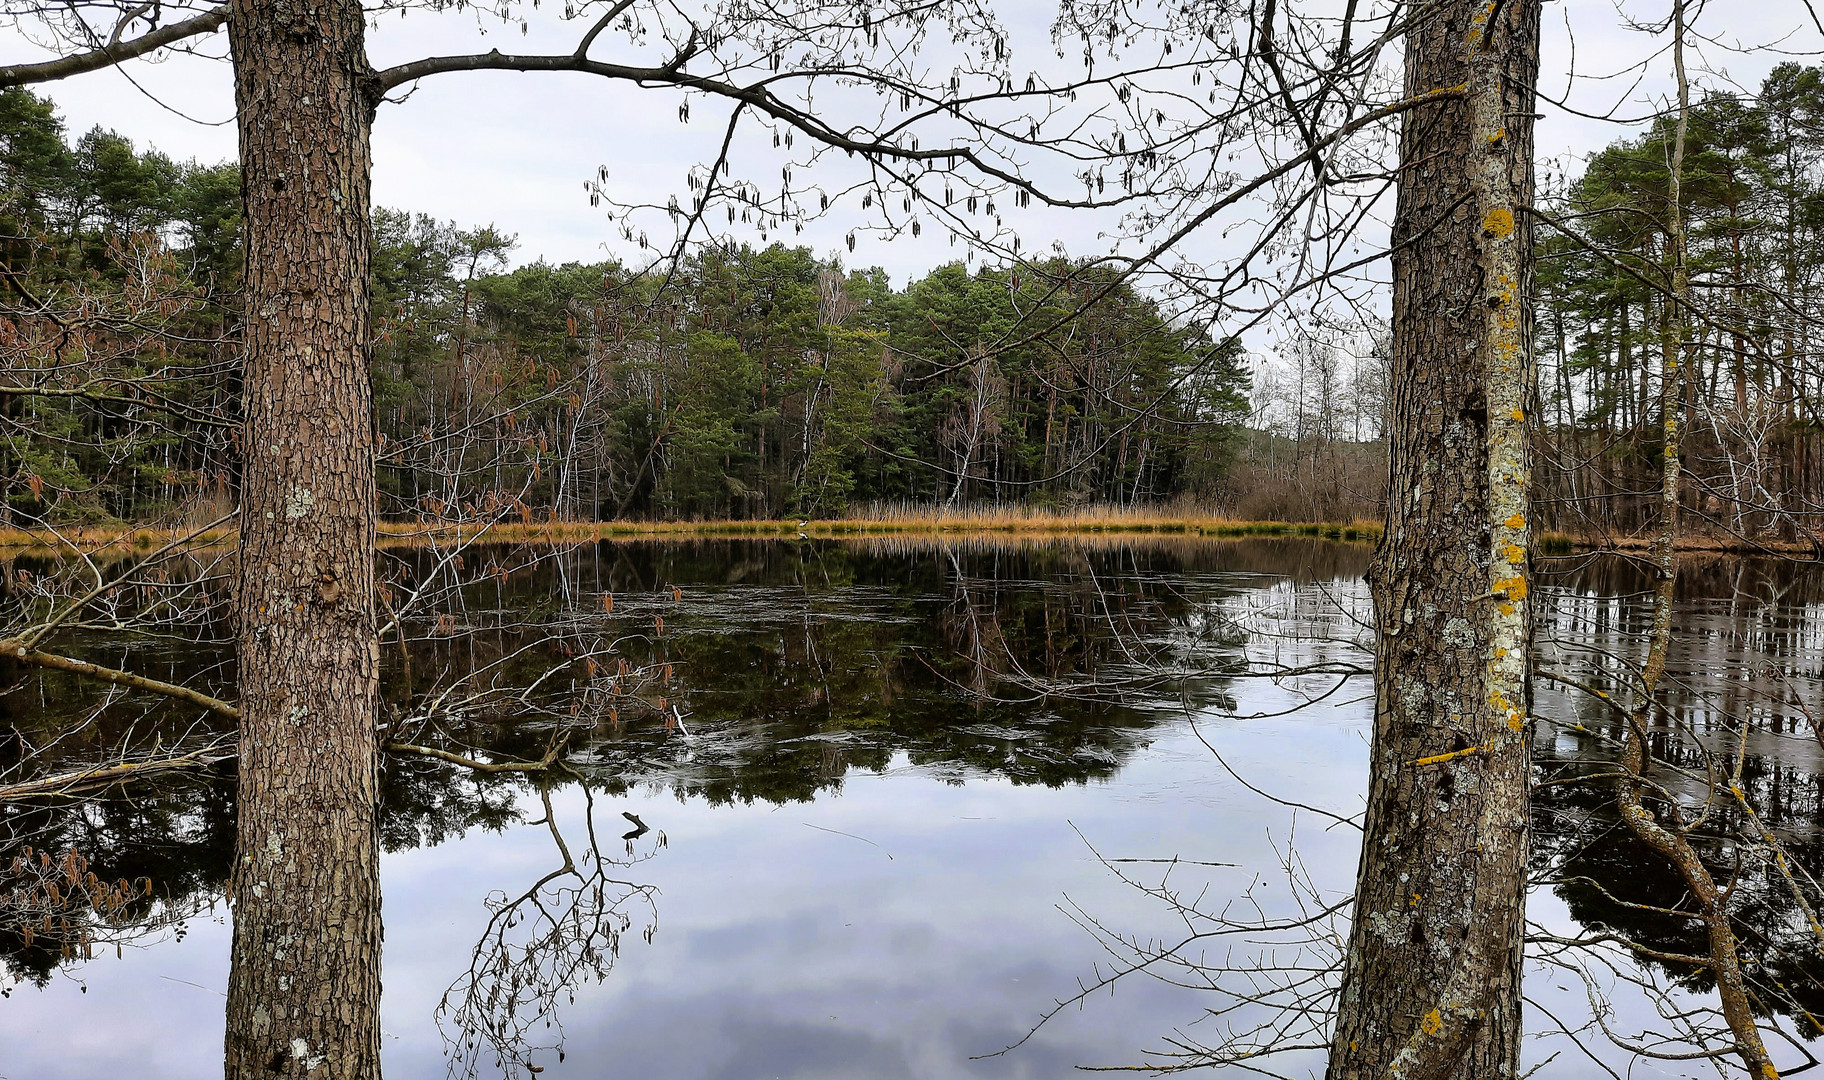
0, 508, 1385, 553
844, 502, 1385, 536
368, 508, 1385, 547
0, 508, 1810, 558
0, 523, 240, 555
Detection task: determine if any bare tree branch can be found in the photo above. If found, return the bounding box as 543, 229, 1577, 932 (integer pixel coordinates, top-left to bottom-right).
0, 7, 228, 88
0, 640, 239, 718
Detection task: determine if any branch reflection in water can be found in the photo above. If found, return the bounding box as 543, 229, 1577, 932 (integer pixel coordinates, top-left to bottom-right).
1005, 549, 1824, 1078
435, 785, 664, 1078
0, 538, 1818, 1077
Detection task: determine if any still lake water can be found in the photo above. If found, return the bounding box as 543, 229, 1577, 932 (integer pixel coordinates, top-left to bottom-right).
1, 537, 1820, 1078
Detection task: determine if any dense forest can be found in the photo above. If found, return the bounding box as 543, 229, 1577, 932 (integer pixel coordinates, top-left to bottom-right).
1216, 62, 1824, 543
7, 61, 1824, 539
0, 86, 1251, 525
1536, 62, 1824, 542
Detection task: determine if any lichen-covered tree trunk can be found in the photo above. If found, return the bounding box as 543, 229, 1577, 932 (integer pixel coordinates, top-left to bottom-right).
224, 0, 383, 1076
1326, 2, 1540, 1078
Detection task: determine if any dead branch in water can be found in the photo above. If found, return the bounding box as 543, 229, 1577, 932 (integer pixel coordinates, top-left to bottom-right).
0, 641, 240, 720
0, 745, 234, 801
0, 734, 573, 802
383, 733, 571, 774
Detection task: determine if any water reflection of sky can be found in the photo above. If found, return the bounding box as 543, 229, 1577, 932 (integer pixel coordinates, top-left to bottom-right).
6, 707, 1375, 1078
4, 543, 1821, 1079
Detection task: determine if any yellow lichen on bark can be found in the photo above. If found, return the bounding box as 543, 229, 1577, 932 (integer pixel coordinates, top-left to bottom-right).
1414, 745, 1490, 766
1328, 1, 1540, 1075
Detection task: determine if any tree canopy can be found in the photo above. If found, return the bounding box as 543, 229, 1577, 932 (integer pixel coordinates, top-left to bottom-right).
0, 88, 1250, 525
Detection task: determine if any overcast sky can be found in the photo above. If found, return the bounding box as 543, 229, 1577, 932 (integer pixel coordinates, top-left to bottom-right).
4, 0, 1818, 289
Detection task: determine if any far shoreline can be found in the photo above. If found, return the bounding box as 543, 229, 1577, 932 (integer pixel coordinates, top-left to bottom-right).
0, 509, 1813, 560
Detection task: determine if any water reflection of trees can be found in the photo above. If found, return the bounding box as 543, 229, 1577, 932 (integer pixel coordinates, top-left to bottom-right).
0, 537, 1369, 1002
1010, 551, 1824, 1075
0, 759, 543, 991
437, 537, 1358, 803
1, 536, 1373, 799
11, 540, 1820, 1074
0, 543, 236, 781
0, 765, 664, 1074
0, 782, 231, 988
1531, 555, 1824, 1042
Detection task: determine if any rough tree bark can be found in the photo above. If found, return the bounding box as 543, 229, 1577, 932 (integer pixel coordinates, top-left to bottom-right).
1326, 1, 1541, 1078
222, 0, 383, 1076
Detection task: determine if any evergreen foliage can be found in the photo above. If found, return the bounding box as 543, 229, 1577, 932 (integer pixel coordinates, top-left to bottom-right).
1537, 62, 1824, 539
0, 88, 1250, 524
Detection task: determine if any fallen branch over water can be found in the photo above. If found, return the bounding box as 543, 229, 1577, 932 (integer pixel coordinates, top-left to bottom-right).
0, 747, 234, 800
0, 640, 241, 720
382, 734, 570, 774
0, 735, 572, 802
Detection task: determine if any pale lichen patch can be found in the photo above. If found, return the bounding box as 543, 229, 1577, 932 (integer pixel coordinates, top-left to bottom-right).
1367, 908, 1415, 944
284, 486, 316, 520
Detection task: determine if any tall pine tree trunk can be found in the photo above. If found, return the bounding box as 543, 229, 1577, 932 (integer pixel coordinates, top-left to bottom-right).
1327, 1, 1540, 1077
224, 0, 383, 1075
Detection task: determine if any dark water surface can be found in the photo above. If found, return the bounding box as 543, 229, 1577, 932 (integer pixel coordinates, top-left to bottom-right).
1, 538, 1819, 1078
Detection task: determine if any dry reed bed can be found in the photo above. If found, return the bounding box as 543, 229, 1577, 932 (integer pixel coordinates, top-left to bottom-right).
374, 514, 1385, 546
0, 513, 1385, 555
0, 515, 1809, 559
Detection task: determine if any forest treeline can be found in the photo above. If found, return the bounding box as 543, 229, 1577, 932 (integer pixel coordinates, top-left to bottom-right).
1245, 61, 1824, 544
7, 62, 1824, 537
1537, 61, 1824, 542
0, 86, 1250, 525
